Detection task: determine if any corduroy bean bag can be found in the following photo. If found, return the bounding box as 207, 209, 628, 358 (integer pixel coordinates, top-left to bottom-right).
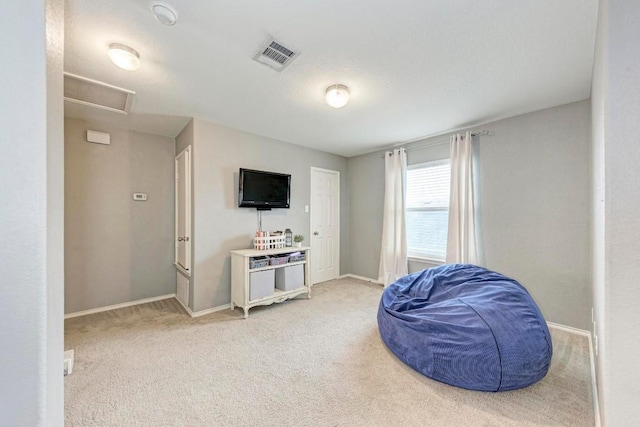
377, 264, 552, 391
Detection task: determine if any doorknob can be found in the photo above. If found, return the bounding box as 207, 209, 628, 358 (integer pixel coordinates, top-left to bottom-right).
313, 231, 319, 236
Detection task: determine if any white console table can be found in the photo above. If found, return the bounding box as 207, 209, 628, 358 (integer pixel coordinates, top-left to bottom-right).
230, 246, 311, 318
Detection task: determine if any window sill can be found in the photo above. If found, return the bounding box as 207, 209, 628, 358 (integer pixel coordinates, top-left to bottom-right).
408, 256, 445, 265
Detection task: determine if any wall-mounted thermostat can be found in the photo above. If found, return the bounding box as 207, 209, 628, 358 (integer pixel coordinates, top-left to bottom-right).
133, 193, 148, 201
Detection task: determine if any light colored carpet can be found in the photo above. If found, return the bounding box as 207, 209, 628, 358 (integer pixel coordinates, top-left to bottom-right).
65, 278, 594, 426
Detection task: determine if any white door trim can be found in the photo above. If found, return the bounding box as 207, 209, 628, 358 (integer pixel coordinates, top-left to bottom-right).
175, 145, 192, 273
310, 167, 340, 285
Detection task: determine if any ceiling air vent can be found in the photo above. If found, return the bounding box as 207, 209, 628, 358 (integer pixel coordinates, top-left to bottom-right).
64, 72, 135, 114
252, 38, 300, 72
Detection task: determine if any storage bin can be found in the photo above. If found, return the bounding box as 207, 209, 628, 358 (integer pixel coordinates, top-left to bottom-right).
288, 252, 306, 263
250, 269, 274, 300
275, 264, 304, 291
269, 255, 289, 266
249, 256, 269, 269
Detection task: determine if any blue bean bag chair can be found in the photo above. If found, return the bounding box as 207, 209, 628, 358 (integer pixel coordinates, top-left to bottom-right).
377, 264, 552, 391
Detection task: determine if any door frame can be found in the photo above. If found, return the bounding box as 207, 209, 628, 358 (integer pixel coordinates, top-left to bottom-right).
309, 167, 340, 285
175, 145, 192, 274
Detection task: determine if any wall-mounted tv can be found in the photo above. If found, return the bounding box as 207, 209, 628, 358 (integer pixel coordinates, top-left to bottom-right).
238, 168, 291, 210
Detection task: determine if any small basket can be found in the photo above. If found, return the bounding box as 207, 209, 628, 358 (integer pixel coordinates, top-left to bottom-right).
249, 256, 270, 269
288, 254, 306, 263
253, 234, 286, 250
269, 255, 289, 266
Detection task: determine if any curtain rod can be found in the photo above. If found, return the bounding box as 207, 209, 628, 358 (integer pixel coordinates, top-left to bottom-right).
382, 129, 491, 157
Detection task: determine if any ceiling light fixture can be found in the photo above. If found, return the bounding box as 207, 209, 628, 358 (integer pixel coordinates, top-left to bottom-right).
150, 1, 178, 26
108, 43, 141, 71
325, 84, 350, 108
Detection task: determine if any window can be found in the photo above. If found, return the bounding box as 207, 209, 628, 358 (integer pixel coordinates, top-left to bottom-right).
406, 159, 451, 261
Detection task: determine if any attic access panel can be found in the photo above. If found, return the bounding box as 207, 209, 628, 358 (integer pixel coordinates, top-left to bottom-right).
64, 72, 135, 114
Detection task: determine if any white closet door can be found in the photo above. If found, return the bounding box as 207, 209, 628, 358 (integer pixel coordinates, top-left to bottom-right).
175, 146, 191, 271
310, 167, 340, 284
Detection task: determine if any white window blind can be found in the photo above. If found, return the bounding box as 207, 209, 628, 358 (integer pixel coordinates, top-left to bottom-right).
406, 160, 451, 261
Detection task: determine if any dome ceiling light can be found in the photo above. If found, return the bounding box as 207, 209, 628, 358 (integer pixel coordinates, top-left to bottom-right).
325, 84, 350, 108
108, 43, 141, 71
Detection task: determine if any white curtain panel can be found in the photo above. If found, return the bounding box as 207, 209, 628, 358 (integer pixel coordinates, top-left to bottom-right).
378, 148, 408, 286
446, 132, 478, 264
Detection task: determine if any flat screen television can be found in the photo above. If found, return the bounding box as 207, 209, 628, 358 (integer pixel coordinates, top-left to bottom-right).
238, 168, 291, 210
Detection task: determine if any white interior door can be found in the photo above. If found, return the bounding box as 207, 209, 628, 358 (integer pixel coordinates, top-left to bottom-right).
175, 146, 191, 271
310, 167, 340, 284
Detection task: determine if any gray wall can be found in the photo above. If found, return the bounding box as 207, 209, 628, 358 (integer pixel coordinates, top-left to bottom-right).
347, 151, 385, 279
65, 118, 176, 313
188, 118, 349, 312
348, 101, 591, 330
0, 0, 64, 424
591, 0, 640, 424
475, 101, 591, 330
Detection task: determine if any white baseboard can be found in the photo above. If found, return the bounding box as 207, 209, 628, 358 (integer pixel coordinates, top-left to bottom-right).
174, 294, 191, 315
546, 321, 590, 337
587, 331, 601, 427
338, 273, 382, 284
174, 297, 232, 318
191, 303, 232, 317
64, 294, 176, 319
66, 293, 232, 320
546, 321, 600, 426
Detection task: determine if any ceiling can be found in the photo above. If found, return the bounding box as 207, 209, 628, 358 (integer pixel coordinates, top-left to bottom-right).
64, 0, 599, 157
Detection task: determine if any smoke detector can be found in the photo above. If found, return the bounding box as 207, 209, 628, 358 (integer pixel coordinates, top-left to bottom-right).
252, 38, 300, 72
151, 1, 178, 26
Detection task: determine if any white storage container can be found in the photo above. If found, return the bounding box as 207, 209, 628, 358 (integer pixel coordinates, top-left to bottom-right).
250, 269, 274, 300
275, 264, 304, 291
